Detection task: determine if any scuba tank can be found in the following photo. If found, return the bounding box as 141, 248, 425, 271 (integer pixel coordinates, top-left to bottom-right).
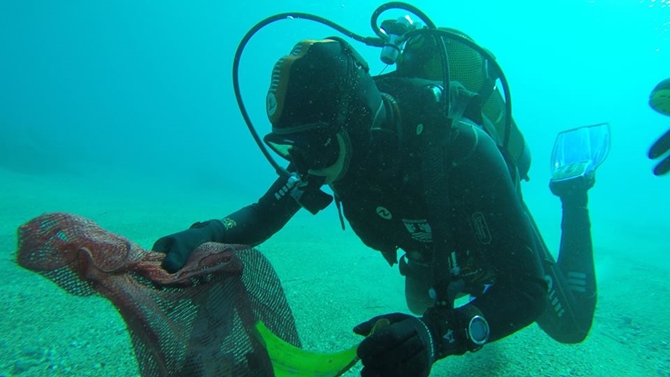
393, 25, 532, 181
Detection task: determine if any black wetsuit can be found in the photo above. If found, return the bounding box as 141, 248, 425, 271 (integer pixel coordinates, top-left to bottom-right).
214, 76, 557, 345
211, 75, 597, 348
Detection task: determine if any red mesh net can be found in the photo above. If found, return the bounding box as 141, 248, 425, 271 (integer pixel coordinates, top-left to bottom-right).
16, 212, 300, 377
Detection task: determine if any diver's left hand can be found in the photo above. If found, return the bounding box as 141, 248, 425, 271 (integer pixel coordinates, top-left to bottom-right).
649, 129, 670, 175
354, 313, 435, 377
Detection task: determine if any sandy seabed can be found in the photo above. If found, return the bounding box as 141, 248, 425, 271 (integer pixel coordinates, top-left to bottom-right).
1, 167, 668, 377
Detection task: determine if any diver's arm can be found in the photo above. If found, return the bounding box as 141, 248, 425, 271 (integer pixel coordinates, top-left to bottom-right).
215, 173, 302, 246
356, 123, 547, 367
426, 124, 547, 357
459, 176, 547, 343
154, 172, 301, 272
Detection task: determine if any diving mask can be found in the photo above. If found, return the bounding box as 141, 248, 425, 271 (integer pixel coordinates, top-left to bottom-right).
263, 121, 341, 174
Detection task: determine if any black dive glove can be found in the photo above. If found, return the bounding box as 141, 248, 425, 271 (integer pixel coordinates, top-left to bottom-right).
152, 219, 226, 273
649, 128, 670, 175
354, 313, 435, 377
354, 307, 488, 377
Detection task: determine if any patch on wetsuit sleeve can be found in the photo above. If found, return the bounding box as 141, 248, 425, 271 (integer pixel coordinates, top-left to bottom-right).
222, 217, 237, 230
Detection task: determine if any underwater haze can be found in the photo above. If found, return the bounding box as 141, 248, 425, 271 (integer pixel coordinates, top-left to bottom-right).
1, 0, 670, 376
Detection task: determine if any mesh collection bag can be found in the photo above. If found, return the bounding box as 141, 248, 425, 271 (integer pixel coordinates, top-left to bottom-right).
16, 212, 301, 377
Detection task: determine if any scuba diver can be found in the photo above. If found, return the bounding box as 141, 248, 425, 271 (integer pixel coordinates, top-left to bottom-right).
153, 3, 606, 376
649, 78, 670, 175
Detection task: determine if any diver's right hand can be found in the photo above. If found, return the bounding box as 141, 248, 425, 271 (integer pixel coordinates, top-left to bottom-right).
153, 220, 226, 273
649, 129, 670, 175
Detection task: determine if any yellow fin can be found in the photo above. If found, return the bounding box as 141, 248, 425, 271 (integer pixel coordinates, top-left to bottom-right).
254, 321, 359, 377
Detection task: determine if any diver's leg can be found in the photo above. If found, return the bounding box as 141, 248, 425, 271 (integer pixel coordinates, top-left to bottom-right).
532, 176, 596, 343
554, 186, 597, 340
